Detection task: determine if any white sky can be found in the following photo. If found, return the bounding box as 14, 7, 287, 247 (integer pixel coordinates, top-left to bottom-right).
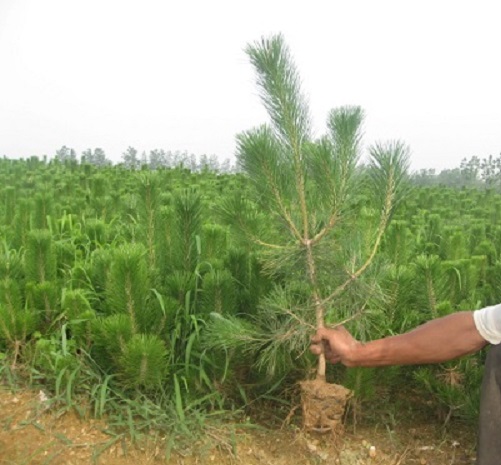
0, 0, 500, 172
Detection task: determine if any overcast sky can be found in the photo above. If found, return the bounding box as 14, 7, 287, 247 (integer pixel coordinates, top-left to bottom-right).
1, 0, 500, 172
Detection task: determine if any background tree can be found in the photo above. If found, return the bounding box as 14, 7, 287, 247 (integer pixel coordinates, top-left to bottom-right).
149, 149, 167, 169
122, 146, 139, 169
81, 147, 109, 166
93, 148, 109, 166
55, 146, 77, 164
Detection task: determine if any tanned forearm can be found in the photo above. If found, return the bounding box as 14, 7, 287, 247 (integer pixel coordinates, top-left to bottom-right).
347, 311, 488, 367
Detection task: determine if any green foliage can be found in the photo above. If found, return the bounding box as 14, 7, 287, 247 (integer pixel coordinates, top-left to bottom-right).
200, 269, 236, 316
32, 193, 54, 230
224, 248, 263, 315
414, 357, 484, 423
136, 172, 161, 270
31, 329, 80, 387
0, 291, 38, 352
208, 33, 410, 386
164, 271, 196, 306
379, 264, 419, 333
205, 283, 313, 381
172, 189, 202, 272
105, 244, 152, 333
383, 220, 413, 267
89, 248, 114, 295
92, 314, 134, 370
62, 289, 95, 347
200, 224, 228, 263
1, 79, 501, 430
25, 230, 57, 282
85, 219, 108, 248
69, 309, 96, 350
0, 245, 24, 281
413, 255, 444, 318
25, 281, 59, 323
118, 334, 168, 390
245, 34, 311, 151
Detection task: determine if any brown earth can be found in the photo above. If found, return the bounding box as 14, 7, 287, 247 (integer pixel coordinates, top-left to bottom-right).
0, 387, 476, 465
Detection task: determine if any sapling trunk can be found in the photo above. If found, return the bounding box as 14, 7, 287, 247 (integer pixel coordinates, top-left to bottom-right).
304, 240, 326, 380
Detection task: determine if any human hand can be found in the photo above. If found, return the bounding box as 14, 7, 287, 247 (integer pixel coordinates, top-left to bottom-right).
310, 326, 360, 367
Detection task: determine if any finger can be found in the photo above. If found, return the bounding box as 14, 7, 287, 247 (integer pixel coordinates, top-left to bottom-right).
310, 344, 322, 355
316, 327, 332, 338
310, 333, 322, 344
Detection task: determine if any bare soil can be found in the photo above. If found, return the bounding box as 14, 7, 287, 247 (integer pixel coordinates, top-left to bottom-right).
0, 387, 476, 465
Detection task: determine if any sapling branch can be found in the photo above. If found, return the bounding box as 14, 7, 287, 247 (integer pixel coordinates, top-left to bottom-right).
320, 163, 397, 307
251, 238, 289, 250
257, 151, 303, 241
309, 211, 339, 246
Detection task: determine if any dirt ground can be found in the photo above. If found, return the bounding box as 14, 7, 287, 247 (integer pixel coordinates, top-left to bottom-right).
0, 387, 477, 465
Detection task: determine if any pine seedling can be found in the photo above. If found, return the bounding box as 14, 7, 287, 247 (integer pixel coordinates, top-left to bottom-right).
11, 199, 31, 250
136, 172, 161, 272
3, 186, 16, 226
118, 334, 168, 391
62, 289, 93, 319
92, 314, 134, 370
25, 281, 59, 323
24, 230, 59, 323
200, 224, 228, 264
90, 173, 108, 215
172, 189, 202, 273
485, 262, 501, 304
383, 220, 413, 267
105, 244, 152, 333
164, 271, 196, 307
89, 248, 114, 295
62, 289, 96, 349
413, 254, 445, 318
207, 34, 409, 432
85, 219, 108, 249
474, 240, 497, 266
200, 269, 236, 316
0, 243, 24, 281
223, 247, 268, 316
32, 192, 54, 230
25, 230, 57, 283
0, 279, 39, 367
469, 222, 486, 254
441, 227, 467, 261
379, 264, 418, 332
156, 189, 202, 281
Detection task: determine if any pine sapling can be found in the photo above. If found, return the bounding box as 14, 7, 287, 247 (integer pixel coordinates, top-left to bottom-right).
211, 34, 409, 433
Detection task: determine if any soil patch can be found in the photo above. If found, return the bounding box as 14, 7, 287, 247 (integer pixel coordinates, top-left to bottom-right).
0, 387, 476, 464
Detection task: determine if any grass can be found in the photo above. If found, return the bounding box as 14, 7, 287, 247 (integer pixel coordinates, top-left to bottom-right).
0, 348, 249, 462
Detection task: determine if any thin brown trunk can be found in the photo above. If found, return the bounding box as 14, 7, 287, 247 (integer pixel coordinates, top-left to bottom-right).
304, 239, 326, 380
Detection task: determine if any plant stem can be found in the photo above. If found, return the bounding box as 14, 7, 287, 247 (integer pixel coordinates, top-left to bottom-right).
304, 239, 326, 380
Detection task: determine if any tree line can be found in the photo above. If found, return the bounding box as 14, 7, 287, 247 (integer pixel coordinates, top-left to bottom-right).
42, 145, 237, 173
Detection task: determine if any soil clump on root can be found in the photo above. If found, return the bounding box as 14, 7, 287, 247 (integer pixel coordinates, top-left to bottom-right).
300, 378, 352, 434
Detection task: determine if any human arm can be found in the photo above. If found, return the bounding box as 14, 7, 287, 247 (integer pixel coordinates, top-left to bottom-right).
310, 311, 489, 367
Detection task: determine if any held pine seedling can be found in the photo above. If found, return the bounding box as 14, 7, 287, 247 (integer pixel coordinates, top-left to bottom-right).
207, 34, 409, 433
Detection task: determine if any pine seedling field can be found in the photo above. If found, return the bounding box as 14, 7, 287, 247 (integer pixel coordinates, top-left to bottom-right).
2, 39, 501, 438
1, 153, 501, 429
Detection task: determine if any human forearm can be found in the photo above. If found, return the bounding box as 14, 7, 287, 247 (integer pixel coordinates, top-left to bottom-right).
346, 311, 488, 367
